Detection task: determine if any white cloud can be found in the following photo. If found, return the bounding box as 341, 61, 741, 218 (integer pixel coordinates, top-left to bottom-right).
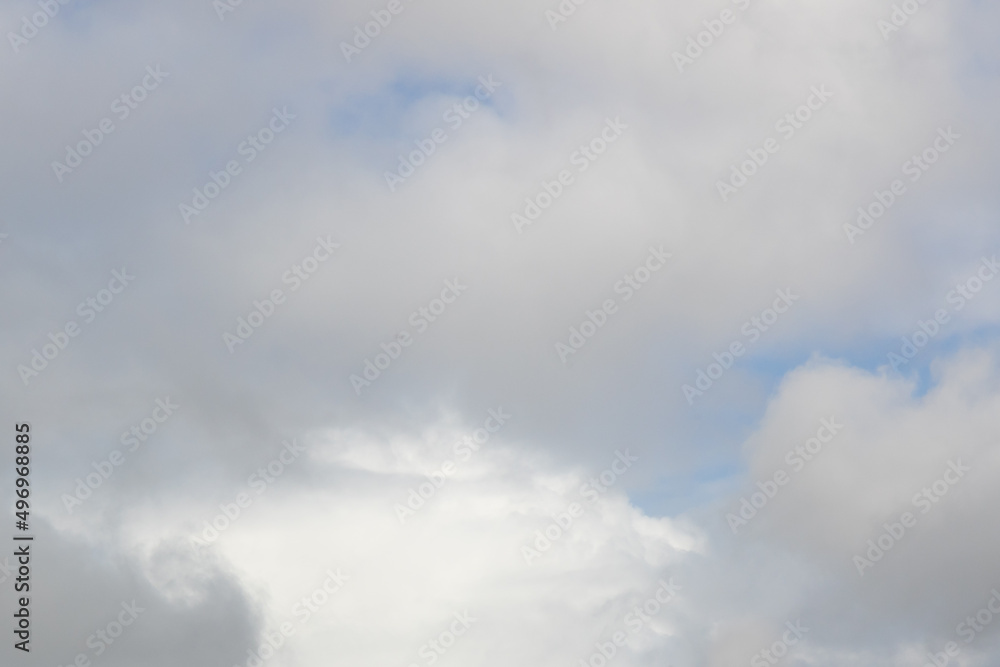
3, 0, 999, 664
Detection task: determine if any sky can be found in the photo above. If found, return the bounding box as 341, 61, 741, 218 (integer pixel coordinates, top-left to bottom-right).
2, 0, 1000, 666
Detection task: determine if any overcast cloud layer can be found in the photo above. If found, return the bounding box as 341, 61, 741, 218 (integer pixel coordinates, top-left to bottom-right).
2, 0, 1000, 666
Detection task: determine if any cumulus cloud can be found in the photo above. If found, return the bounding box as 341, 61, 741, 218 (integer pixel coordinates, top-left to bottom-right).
1, 0, 998, 664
